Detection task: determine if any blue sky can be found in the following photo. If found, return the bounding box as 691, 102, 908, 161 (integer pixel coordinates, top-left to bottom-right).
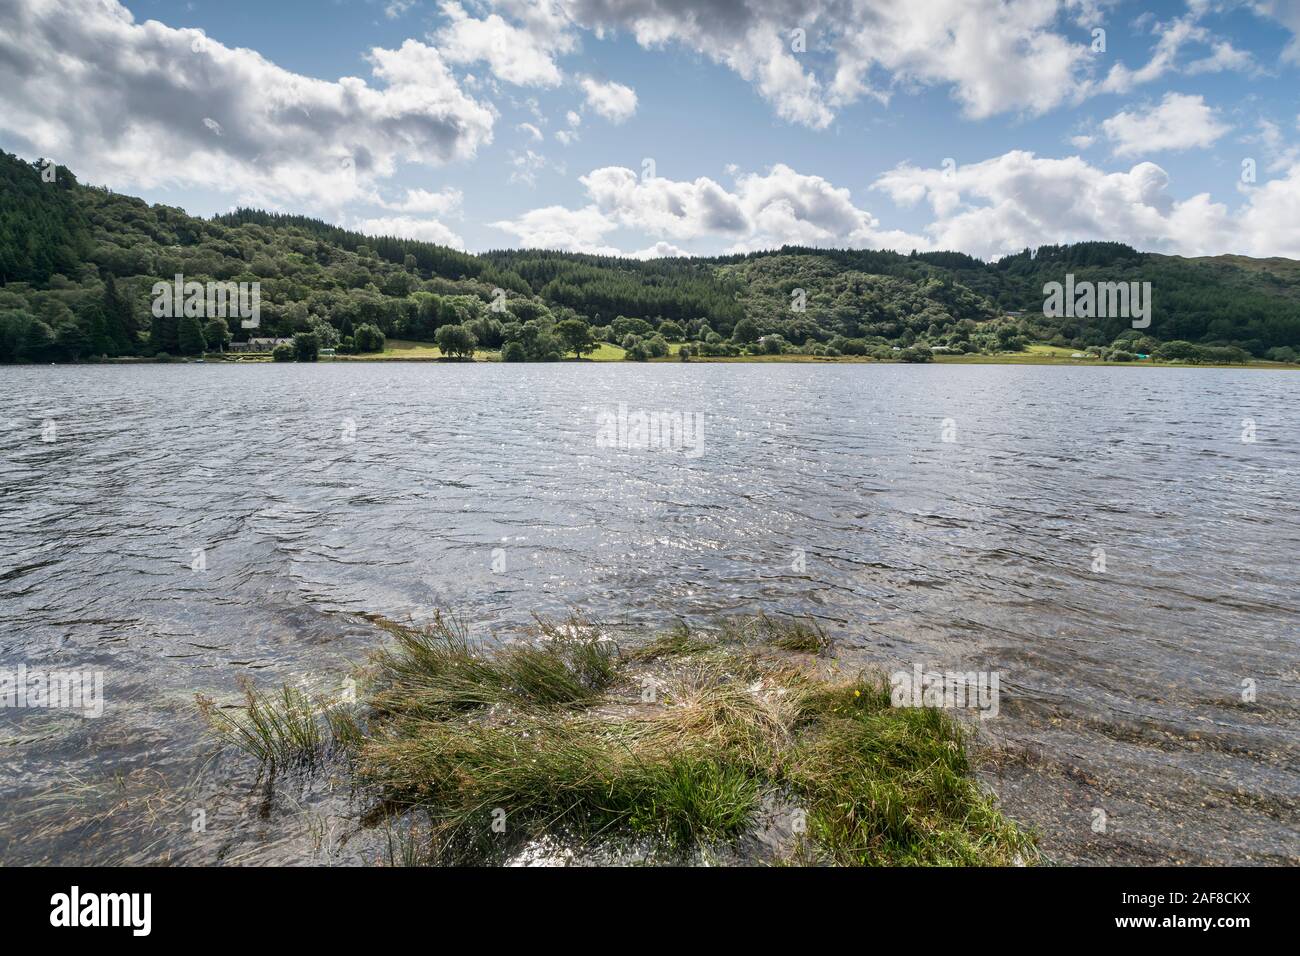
2, 0, 1298, 259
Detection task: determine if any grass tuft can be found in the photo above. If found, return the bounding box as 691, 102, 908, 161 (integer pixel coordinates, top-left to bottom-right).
755, 614, 832, 653
196, 676, 353, 767
626, 619, 719, 661
367, 612, 618, 720
202, 614, 1034, 866
784, 675, 1035, 865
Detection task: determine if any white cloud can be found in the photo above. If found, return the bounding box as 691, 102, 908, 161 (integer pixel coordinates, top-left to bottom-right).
379, 187, 464, 215
499, 148, 1300, 260
355, 215, 466, 248
0, 2, 494, 209
517, 122, 544, 141
508, 148, 554, 186
564, 0, 1100, 127
1095, 16, 1254, 94
385, 0, 417, 18
826, 0, 1088, 120
555, 2, 1265, 128
434, 1, 573, 87
1229, 163, 1300, 256
872, 149, 1300, 259
1101, 93, 1230, 157
490, 204, 621, 254
1251, 0, 1300, 63
579, 76, 638, 123
1185, 39, 1256, 75
492, 0, 575, 48
580, 166, 748, 239
1250, 117, 1300, 173
494, 161, 925, 254
630, 241, 690, 258
729, 164, 922, 251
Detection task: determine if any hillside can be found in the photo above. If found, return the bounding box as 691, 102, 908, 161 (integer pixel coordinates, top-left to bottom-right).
2, 149, 1298, 363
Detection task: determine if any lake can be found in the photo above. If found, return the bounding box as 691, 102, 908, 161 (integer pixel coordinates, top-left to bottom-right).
1, 362, 1296, 864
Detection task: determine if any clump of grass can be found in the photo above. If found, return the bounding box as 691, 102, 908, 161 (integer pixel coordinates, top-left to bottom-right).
784, 676, 1036, 865
196, 676, 355, 767
368, 613, 618, 720
630, 756, 759, 847
629, 614, 828, 661
627, 619, 720, 661
356, 618, 1031, 865
709, 613, 831, 654
360, 713, 763, 863
202, 614, 1034, 866
754, 614, 831, 653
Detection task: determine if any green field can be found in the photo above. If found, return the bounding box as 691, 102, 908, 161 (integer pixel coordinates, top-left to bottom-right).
212, 339, 1298, 370
932, 343, 1300, 369
332, 339, 497, 361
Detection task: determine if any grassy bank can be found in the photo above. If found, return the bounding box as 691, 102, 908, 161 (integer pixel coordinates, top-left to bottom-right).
197, 339, 1299, 369
199, 615, 1035, 866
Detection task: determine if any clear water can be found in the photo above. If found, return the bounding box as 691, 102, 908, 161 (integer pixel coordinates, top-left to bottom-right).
1, 362, 1296, 864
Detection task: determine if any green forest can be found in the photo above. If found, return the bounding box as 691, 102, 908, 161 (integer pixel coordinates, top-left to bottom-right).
3, 149, 1299, 365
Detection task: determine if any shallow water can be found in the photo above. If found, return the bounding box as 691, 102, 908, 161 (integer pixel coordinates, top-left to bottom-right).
1, 362, 1296, 864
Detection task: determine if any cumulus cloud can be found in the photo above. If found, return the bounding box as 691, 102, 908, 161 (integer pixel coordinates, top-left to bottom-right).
826, 0, 1089, 120
579, 76, 638, 123
378, 187, 464, 215
1227, 163, 1300, 256
729, 164, 925, 251
1101, 93, 1230, 157
580, 166, 747, 238
498, 146, 1300, 260
630, 240, 691, 258
493, 161, 926, 254
490, 204, 621, 254
434, 1, 575, 87
872, 149, 1300, 259
550, 1, 1266, 128
490, 144, 1300, 259
355, 215, 466, 248
0, 1, 494, 208
561, 0, 1103, 126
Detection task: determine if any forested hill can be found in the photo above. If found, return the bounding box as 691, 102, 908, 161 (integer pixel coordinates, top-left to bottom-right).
2, 149, 1298, 363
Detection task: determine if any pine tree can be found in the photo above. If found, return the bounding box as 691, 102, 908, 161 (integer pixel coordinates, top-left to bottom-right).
101, 274, 136, 355
150, 311, 178, 354
177, 314, 206, 355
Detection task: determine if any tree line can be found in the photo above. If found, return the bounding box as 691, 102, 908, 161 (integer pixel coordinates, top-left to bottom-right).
1, 149, 1297, 364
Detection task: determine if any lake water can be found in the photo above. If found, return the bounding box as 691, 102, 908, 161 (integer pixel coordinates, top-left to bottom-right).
1, 362, 1296, 865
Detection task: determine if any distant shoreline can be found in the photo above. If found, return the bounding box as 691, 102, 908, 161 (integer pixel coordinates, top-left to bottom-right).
15, 337, 1300, 371
61, 352, 1300, 371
